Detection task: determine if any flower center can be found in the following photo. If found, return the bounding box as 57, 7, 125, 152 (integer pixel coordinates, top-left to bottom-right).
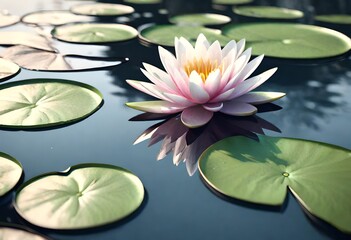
184, 58, 220, 82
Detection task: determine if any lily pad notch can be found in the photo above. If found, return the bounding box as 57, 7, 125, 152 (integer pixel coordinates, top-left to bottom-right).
198, 135, 351, 233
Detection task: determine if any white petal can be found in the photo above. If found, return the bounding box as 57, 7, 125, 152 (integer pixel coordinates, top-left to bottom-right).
234, 54, 264, 85
195, 34, 209, 60
158, 46, 178, 73
204, 69, 221, 97
220, 101, 257, 116
206, 40, 222, 65
163, 57, 191, 97
230, 67, 278, 99
142, 63, 177, 91
181, 105, 213, 128
209, 88, 235, 103
203, 102, 223, 112
222, 40, 237, 59
163, 92, 194, 106
176, 37, 195, 66
189, 71, 210, 103
126, 100, 185, 113
126, 80, 167, 100
236, 39, 246, 58
235, 92, 286, 104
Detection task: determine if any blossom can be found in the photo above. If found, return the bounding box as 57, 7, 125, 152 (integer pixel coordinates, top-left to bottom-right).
126, 34, 285, 128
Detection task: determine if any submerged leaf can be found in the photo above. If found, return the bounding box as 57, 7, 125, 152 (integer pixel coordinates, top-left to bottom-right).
199, 135, 351, 233
21, 10, 92, 26
222, 23, 351, 58
315, 14, 351, 24
0, 58, 20, 81
233, 6, 304, 19
15, 164, 144, 229
1, 45, 124, 71
0, 31, 54, 51
0, 79, 103, 129
70, 3, 135, 16
52, 23, 138, 43
0, 152, 22, 197
139, 24, 231, 46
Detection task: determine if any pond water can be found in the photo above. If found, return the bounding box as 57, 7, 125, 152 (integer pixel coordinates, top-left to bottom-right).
0, 0, 350, 239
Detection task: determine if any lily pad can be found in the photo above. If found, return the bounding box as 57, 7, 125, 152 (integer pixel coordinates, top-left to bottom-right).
0, 58, 20, 81
0, 32, 54, 51
169, 13, 231, 26
70, 3, 135, 16
213, 0, 253, 4
139, 24, 231, 46
0, 13, 20, 28
315, 14, 351, 25
21, 10, 92, 26
52, 23, 138, 43
222, 23, 351, 59
1, 45, 124, 72
0, 225, 48, 240
0, 79, 103, 129
123, 0, 161, 4
199, 135, 351, 233
0, 152, 22, 197
233, 6, 304, 19
15, 164, 144, 229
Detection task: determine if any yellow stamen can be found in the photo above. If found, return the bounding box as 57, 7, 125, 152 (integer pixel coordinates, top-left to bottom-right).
184, 58, 222, 82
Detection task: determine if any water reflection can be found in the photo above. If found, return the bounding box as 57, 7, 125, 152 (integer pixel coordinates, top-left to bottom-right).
131, 103, 281, 175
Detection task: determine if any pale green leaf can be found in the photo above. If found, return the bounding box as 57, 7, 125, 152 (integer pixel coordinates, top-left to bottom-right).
233, 6, 304, 19
0, 58, 20, 81
169, 13, 231, 26
0, 152, 22, 197
70, 3, 135, 16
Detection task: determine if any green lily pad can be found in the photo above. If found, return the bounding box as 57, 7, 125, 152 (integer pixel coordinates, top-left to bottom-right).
0, 13, 19, 28
315, 14, 351, 25
233, 6, 304, 19
0, 152, 22, 197
199, 135, 351, 233
0, 79, 103, 129
52, 23, 138, 43
139, 24, 231, 47
0, 58, 20, 81
213, 0, 253, 4
15, 164, 144, 229
123, 0, 161, 4
222, 23, 351, 59
70, 3, 135, 16
1, 45, 124, 72
169, 13, 231, 26
0, 225, 48, 240
21, 10, 92, 26
0, 32, 54, 51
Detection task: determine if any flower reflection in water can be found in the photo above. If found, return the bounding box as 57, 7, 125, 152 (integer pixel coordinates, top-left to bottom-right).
131, 103, 282, 175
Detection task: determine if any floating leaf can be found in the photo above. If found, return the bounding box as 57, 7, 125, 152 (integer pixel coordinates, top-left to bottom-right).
233, 6, 304, 19
52, 23, 138, 43
169, 13, 231, 26
1, 45, 124, 72
139, 24, 231, 46
213, 0, 253, 5
21, 10, 92, 26
0, 58, 20, 81
15, 164, 144, 229
0, 32, 54, 51
222, 23, 351, 59
0, 13, 19, 28
123, 0, 161, 4
199, 135, 351, 233
0, 225, 48, 240
0, 79, 103, 129
70, 3, 135, 16
315, 14, 351, 25
0, 152, 22, 197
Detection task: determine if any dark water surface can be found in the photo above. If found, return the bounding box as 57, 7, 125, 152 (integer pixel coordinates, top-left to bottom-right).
0, 0, 351, 239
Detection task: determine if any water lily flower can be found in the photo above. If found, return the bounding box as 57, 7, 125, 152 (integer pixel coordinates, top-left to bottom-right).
126, 34, 285, 128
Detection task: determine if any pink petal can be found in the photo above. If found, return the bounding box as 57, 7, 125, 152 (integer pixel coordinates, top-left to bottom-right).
203, 102, 223, 112
220, 101, 257, 116
163, 92, 194, 106
233, 54, 264, 86
235, 92, 286, 104
209, 88, 235, 103
222, 40, 237, 59
181, 106, 214, 128
236, 39, 246, 58
229, 67, 278, 99
189, 71, 210, 103
195, 34, 209, 60
204, 69, 221, 97
126, 100, 185, 113
175, 37, 194, 66
158, 46, 178, 73
206, 40, 222, 65
142, 63, 177, 92
126, 80, 167, 100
